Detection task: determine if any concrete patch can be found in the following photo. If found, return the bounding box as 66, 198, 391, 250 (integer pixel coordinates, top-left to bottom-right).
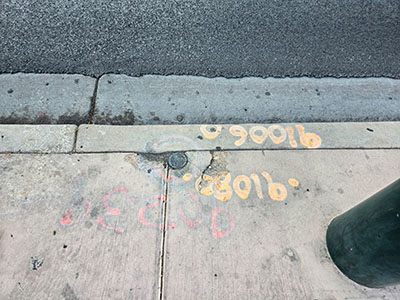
77, 122, 400, 153
163, 149, 400, 299
94, 75, 400, 125
0, 73, 95, 124
0, 125, 76, 153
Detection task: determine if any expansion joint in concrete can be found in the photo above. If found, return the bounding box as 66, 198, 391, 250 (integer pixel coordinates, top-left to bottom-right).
89, 76, 101, 124
159, 166, 170, 300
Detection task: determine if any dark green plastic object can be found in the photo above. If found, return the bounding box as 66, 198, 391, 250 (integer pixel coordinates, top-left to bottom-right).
326, 178, 400, 288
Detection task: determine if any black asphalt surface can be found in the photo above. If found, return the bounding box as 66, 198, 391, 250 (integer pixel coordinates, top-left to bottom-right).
1, 0, 399, 78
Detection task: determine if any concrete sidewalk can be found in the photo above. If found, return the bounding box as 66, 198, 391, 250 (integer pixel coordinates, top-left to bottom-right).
0, 122, 399, 299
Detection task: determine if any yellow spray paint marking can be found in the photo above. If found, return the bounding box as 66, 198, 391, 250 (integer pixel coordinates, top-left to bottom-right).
229, 125, 248, 146
183, 173, 193, 181
194, 171, 299, 202
200, 125, 222, 139
225, 124, 321, 149
250, 173, 264, 199
268, 125, 287, 144
261, 171, 288, 201
295, 124, 322, 149
285, 126, 298, 148
214, 172, 233, 202
288, 178, 299, 187
195, 175, 214, 196
233, 175, 251, 199
249, 126, 269, 144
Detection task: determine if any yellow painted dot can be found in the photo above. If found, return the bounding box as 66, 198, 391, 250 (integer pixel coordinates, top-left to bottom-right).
183, 173, 193, 181
288, 178, 299, 187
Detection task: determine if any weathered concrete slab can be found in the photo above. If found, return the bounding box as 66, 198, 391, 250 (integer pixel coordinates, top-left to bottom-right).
77, 122, 400, 153
0, 73, 95, 124
0, 125, 77, 153
1, 121, 400, 299
164, 149, 400, 299
94, 75, 400, 125
0, 153, 165, 299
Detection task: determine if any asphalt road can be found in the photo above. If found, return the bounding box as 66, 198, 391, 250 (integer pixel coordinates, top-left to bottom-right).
1, 0, 399, 78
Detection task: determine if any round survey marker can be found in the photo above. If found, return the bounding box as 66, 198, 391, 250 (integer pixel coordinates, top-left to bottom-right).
168, 152, 188, 170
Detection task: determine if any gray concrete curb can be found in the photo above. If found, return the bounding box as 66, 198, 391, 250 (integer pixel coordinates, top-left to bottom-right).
1, 74, 399, 125
94, 75, 400, 125
0, 73, 96, 124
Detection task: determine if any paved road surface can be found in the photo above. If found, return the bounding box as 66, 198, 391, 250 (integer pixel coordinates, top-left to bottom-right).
1, 0, 399, 77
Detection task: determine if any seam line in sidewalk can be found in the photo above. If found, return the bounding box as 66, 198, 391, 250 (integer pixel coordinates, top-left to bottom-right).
159, 166, 170, 300
1, 147, 400, 155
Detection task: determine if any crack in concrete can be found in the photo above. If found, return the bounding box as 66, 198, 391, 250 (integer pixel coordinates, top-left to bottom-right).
200, 151, 215, 179
194, 151, 216, 191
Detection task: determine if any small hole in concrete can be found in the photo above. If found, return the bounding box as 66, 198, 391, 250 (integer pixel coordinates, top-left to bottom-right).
366, 128, 374, 132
